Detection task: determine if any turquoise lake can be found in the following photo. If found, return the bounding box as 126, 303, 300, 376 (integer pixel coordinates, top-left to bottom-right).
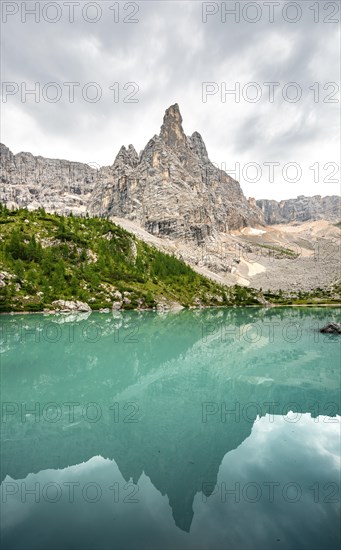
0, 307, 340, 550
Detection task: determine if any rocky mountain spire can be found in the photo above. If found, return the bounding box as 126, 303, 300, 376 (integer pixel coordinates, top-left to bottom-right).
3, 104, 339, 244
113, 144, 139, 168
159, 103, 187, 149
189, 131, 209, 163
0, 105, 264, 235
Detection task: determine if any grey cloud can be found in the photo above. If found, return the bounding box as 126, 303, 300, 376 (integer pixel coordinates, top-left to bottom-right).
1, 1, 340, 199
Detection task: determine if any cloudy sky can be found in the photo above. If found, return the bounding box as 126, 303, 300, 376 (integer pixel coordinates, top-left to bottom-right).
1, 0, 340, 199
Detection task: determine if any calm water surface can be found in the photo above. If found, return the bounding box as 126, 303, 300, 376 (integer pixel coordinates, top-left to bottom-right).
0, 307, 340, 550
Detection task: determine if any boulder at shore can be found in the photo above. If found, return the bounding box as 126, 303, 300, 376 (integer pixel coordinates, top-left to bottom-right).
52, 300, 91, 313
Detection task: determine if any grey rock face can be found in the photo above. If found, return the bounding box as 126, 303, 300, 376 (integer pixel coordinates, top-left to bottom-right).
1, 105, 340, 244
51, 300, 91, 312
257, 195, 341, 224
0, 143, 97, 215
89, 103, 264, 243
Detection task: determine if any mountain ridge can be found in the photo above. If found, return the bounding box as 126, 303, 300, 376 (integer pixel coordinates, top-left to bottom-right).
1, 102, 341, 299
87, 103, 265, 242
1, 104, 340, 239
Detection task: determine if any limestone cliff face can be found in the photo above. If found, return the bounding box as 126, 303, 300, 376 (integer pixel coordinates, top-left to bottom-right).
88, 104, 263, 243
0, 143, 97, 215
1, 105, 340, 242
257, 195, 341, 224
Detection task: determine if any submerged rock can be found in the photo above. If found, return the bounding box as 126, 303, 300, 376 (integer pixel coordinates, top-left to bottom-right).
320, 323, 341, 334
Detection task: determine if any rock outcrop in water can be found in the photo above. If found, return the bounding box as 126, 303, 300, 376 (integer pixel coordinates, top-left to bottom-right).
51, 300, 92, 313
257, 195, 341, 224
320, 322, 341, 334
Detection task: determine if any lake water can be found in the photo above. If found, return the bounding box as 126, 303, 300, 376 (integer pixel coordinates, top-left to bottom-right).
0, 307, 340, 550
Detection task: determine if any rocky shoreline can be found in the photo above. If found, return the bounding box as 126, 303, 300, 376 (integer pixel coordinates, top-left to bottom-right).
1, 302, 340, 315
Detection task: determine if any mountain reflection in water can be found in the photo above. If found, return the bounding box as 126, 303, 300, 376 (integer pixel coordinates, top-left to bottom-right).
1, 307, 340, 550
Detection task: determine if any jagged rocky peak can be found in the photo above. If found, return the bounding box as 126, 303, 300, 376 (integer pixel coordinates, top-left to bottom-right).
127, 144, 139, 164
0, 143, 11, 156
87, 103, 265, 239
189, 131, 209, 163
0, 143, 14, 172
159, 103, 187, 149
1, 105, 339, 244
114, 144, 139, 167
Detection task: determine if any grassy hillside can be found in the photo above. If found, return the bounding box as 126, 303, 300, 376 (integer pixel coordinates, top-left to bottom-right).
0, 206, 263, 312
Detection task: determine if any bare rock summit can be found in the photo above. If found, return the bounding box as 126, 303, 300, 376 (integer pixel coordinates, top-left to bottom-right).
89, 103, 264, 242
1, 104, 340, 245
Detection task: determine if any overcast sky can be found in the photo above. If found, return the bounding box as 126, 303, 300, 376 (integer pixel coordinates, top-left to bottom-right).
1, 0, 340, 199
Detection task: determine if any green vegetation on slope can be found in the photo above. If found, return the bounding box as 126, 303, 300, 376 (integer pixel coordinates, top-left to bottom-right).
0, 206, 262, 312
